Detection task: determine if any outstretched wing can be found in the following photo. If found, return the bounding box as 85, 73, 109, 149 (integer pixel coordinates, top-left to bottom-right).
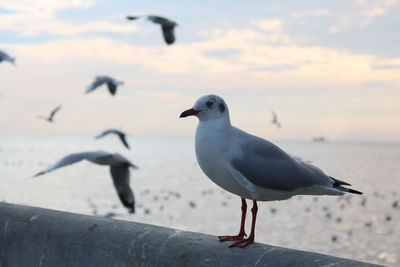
49, 105, 62, 120
161, 25, 175, 45
86, 78, 105, 94
148, 16, 170, 24
34, 152, 91, 177
95, 129, 113, 139
106, 82, 117, 95
118, 133, 130, 149
110, 166, 135, 213
126, 15, 140, 20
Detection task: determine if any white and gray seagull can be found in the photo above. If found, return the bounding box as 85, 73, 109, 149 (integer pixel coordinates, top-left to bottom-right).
37, 105, 62, 123
271, 110, 281, 128
34, 151, 138, 213
86, 76, 124, 96
0, 50, 16, 66
180, 94, 362, 248
95, 129, 130, 149
126, 15, 177, 45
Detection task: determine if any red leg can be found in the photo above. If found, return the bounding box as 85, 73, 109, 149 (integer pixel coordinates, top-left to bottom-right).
229, 200, 258, 248
218, 198, 247, 241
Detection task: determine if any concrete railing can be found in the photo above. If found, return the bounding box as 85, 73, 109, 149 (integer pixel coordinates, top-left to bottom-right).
0, 203, 378, 267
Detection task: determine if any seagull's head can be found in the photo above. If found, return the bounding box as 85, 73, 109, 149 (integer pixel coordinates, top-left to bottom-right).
180, 94, 229, 122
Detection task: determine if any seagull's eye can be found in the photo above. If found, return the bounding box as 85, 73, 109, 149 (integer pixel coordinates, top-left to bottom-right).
206, 101, 214, 108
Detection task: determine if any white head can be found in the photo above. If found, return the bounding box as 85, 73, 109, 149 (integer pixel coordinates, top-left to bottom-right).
180, 94, 230, 122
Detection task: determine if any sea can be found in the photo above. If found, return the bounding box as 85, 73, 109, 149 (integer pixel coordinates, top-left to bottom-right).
0, 133, 399, 266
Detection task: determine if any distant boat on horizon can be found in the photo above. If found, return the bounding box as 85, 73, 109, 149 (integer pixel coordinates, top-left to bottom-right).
312, 136, 326, 142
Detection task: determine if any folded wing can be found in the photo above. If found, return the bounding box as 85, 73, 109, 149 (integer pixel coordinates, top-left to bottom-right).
231, 134, 332, 192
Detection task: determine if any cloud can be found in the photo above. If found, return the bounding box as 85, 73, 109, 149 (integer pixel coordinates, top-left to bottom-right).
0, 0, 93, 15
372, 58, 400, 69
0, 0, 137, 36
329, 0, 396, 33
0, 15, 138, 36
250, 19, 283, 32
9, 25, 400, 91
291, 9, 331, 19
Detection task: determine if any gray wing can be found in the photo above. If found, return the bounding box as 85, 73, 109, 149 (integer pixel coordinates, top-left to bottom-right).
95, 129, 130, 149
126, 15, 140, 20
118, 133, 130, 149
231, 133, 332, 192
34, 152, 95, 177
110, 166, 135, 213
161, 24, 175, 45
0, 51, 15, 65
106, 82, 117, 95
86, 78, 106, 93
49, 105, 62, 120
95, 129, 116, 139
148, 16, 171, 25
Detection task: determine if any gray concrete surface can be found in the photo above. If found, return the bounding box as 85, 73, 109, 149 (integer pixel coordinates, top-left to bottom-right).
0, 202, 379, 267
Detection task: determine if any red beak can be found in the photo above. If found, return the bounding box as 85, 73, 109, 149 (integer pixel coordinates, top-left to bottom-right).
180, 108, 201, 118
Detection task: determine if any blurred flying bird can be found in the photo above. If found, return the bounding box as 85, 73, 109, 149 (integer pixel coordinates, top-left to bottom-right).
37, 105, 62, 123
95, 129, 130, 149
126, 15, 177, 45
271, 110, 281, 128
180, 94, 362, 247
34, 151, 138, 213
86, 76, 124, 96
0, 50, 16, 66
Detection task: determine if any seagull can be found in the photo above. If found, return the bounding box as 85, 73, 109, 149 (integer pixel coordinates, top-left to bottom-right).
271, 110, 281, 128
180, 94, 362, 248
37, 105, 62, 123
86, 76, 124, 96
0, 50, 16, 66
95, 129, 130, 149
126, 15, 177, 45
34, 151, 138, 213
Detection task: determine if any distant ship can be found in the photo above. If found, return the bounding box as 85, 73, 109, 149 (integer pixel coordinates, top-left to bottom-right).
312, 136, 326, 142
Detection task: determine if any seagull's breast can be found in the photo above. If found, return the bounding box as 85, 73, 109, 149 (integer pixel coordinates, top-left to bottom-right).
195, 123, 252, 198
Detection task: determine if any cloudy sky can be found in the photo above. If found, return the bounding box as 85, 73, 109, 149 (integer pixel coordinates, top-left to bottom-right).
1, 0, 399, 142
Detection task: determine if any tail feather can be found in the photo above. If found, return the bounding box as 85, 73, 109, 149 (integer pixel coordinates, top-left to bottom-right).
330, 176, 363, 195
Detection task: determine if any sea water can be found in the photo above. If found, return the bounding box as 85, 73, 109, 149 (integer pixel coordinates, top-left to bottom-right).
0, 133, 399, 266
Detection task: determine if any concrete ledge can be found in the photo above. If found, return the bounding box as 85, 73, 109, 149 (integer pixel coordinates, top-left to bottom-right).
0, 203, 378, 267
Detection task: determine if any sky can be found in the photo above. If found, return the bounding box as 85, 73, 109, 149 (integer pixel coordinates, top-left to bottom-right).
0, 0, 399, 142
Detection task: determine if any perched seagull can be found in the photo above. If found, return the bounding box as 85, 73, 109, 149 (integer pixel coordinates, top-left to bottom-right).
86, 76, 124, 96
126, 15, 177, 45
37, 105, 62, 123
271, 110, 281, 128
34, 151, 138, 213
0, 50, 16, 66
95, 129, 130, 149
180, 94, 362, 248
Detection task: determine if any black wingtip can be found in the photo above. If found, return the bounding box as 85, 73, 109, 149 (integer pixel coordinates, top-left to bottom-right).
330, 176, 362, 195
33, 172, 44, 178
126, 16, 139, 20
347, 188, 363, 195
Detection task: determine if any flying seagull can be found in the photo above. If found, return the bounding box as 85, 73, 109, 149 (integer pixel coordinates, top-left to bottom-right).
0, 50, 16, 66
180, 94, 362, 248
126, 15, 177, 45
271, 110, 281, 128
38, 105, 62, 123
86, 76, 124, 96
34, 151, 138, 213
95, 129, 130, 149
